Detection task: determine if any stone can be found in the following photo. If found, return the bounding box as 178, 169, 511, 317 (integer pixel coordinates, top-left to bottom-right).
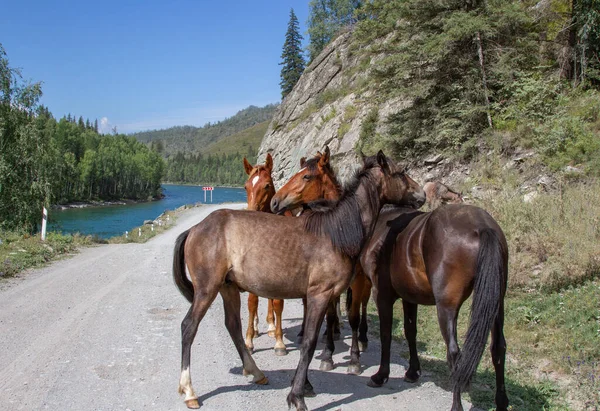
424, 154, 443, 165
523, 191, 539, 203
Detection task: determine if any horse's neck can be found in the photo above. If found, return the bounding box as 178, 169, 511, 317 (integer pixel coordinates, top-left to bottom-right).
323, 172, 342, 201
354, 176, 382, 250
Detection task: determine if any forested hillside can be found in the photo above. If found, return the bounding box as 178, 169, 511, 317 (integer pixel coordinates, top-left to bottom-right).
130, 104, 277, 157
0, 45, 165, 231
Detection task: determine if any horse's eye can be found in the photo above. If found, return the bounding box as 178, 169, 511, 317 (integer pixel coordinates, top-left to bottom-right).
264, 184, 270, 190
303, 175, 311, 181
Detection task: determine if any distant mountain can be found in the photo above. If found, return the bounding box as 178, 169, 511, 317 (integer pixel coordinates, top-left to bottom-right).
130, 104, 277, 157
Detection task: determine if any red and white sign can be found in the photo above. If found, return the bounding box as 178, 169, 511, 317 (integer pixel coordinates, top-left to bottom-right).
202, 186, 214, 191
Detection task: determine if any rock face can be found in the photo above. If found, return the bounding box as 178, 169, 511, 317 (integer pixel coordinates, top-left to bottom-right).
258, 32, 362, 187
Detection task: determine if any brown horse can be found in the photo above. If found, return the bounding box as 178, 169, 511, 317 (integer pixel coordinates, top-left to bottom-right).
361, 205, 509, 411
173, 152, 426, 410
423, 181, 463, 209
242, 153, 286, 356
270, 147, 374, 375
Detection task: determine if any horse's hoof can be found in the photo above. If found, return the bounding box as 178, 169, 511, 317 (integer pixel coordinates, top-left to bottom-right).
254, 376, 269, 385
347, 363, 361, 375
367, 375, 388, 388
304, 381, 316, 397
319, 360, 334, 371
274, 347, 287, 356
404, 372, 420, 383
358, 341, 368, 352
185, 398, 201, 409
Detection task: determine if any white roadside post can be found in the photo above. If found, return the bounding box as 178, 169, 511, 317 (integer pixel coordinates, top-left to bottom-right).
41, 207, 48, 241
210, 187, 213, 202
204, 187, 207, 203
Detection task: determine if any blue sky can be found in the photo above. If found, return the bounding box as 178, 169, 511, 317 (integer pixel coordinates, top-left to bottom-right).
1, 1, 309, 133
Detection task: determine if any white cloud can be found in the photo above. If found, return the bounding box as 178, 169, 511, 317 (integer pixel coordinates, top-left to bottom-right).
99, 117, 111, 134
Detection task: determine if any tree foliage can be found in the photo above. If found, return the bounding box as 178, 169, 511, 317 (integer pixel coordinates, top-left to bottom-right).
0, 44, 165, 231
307, 0, 361, 62
280, 8, 306, 99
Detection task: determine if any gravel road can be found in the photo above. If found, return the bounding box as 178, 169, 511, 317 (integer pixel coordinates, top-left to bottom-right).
0, 203, 473, 411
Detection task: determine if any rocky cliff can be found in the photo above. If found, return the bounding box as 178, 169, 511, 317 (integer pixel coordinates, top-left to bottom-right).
257, 31, 392, 187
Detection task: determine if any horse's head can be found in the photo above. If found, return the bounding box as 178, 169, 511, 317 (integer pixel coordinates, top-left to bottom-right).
270, 146, 341, 214
365, 151, 426, 209
243, 153, 276, 212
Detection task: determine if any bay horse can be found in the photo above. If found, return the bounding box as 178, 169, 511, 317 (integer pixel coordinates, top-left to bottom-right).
242, 153, 286, 356
361, 205, 509, 411
423, 181, 463, 209
173, 152, 426, 410
270, 147, 375, 375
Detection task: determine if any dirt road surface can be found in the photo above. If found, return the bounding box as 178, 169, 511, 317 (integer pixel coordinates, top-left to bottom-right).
0, 203, 474, 410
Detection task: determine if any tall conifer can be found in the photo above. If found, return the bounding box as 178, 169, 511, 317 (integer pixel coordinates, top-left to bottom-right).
279, 9, 305, 99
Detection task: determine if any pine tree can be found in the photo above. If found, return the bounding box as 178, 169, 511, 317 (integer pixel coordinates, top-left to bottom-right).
279, 8, 306, 99
307, 0, 361, 62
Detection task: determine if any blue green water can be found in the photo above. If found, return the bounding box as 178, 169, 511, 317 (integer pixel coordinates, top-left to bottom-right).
49, 184, 246, 239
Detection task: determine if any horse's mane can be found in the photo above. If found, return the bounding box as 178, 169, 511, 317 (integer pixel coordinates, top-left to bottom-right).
304, 157, 380, 257
304, 155, 342, 195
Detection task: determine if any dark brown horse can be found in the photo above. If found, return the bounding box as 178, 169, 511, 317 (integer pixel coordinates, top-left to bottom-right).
242, 154, 286, 355
173, 152, 426, 410
361, 205, 509, 411
270, 147, 375, 375
423, 181, 463, 209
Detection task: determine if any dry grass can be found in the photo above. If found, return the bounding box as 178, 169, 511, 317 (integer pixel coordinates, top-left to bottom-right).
477, 179, 600, 292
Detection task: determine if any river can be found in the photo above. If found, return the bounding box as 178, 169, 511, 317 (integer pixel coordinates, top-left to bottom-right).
48, 184, 246, 239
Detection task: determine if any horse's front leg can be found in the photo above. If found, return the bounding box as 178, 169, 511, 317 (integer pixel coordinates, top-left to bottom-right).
368, 289, 397, 388
287, 293, 330, 411
347, 273, 364, 375
266, 298, 276, 337
402, 300, 421, 382
272, 299, 287, 356
319, 299, 337, 371
245, 293, 259, 353
358, 274, 372, 352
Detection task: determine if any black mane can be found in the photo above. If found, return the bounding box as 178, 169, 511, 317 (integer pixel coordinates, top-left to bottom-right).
304, 157, 381, 257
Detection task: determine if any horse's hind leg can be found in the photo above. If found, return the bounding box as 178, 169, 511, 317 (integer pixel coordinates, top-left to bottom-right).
322, 296, 341, 342
245, 293, 258, 352
491, 301, 509, 410
272, 299, 287, 356
267, 298, 276, 337
179, 289, 220, 409
220, 285, 268, 385
436, 304, 463, 411
319, 299, 338, 371
402, 300, 421, 382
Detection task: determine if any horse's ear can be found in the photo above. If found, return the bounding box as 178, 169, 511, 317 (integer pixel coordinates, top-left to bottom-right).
376, 150, 390, 173
319, 146, 330, 167
243, 157, 253, 175
265, 153, 273, 173
300, 157, 306, 168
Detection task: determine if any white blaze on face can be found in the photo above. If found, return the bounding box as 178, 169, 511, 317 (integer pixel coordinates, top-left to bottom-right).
252, 175, 260, 187
298, 167, 307, 173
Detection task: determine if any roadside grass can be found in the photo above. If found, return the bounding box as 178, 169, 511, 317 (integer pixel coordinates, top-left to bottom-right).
0, 230, 95, 278
108, 209, 178, 244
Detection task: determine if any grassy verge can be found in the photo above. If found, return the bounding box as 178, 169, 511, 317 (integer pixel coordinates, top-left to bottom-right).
0, 230, 95, 278
107, 209, 178, 244
368, 180, 600, 410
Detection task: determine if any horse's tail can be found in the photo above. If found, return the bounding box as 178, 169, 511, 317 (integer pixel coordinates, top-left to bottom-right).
451, 228, 506, 393
173, 229, 194, 303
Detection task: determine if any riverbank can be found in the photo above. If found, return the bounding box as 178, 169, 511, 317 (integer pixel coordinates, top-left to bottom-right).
52, 195, 165, 210
0, 202, 225, 281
